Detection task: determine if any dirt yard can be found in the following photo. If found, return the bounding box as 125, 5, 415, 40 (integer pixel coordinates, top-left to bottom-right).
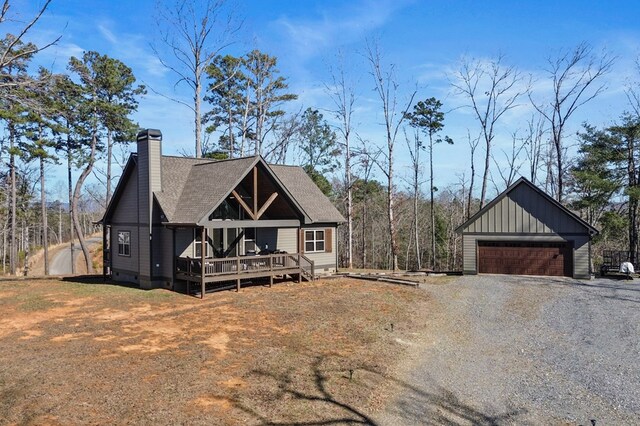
0, 276, 433, 425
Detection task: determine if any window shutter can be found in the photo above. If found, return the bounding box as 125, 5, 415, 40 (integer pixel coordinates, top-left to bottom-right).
325, 228, 332, 253
299, 228, 305, 253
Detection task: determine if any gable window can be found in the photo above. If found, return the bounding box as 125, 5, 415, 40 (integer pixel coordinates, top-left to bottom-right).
305, 230, 325, 253
117, 231, 130, 256
194, 229, 209, 257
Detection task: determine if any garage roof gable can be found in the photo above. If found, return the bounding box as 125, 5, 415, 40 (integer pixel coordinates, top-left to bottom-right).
456, 177, 599, 235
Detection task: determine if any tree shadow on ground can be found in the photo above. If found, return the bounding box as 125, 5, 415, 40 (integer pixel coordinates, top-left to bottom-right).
231, 355, 526, 425
61, 274, 141, 288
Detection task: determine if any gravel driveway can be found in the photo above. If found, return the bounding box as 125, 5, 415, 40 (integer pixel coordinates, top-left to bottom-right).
380, 275, 640, 425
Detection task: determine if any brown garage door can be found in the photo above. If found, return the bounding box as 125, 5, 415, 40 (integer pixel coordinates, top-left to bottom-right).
478, 241, 572, 276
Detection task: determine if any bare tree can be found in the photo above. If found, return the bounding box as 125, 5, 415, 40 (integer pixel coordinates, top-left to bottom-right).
452, 55, 525, 209
530, 42, 614, 202
365, 40, 416, 271
326, 54, 357, 269
466, 130, 480, 219
626, 58, 640, 118
153, 0, 241, 158
491, 131, 527, 190
262, 109, 301, 164
403, 127, 423, 270
523, 113, 548, 185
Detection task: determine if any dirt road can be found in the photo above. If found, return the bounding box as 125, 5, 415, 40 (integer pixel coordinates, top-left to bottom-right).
49, 237, 101, 275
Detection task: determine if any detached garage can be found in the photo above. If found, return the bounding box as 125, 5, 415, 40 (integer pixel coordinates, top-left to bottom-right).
456, 177, 598, 279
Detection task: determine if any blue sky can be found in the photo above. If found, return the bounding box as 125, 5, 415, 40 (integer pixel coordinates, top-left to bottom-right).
11, 0, 640, 200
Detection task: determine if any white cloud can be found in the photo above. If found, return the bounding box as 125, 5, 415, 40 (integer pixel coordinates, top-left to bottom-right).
95, 20, 168, 78
272, 0, 412, 61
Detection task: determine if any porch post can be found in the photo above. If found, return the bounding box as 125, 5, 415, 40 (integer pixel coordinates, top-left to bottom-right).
171, 228, 176, 290
201, 226, 205, 299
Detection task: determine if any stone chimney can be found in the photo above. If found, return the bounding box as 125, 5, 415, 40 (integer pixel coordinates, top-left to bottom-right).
136, 129, 162, 288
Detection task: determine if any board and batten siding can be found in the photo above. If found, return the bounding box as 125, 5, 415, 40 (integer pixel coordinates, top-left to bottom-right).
300, 225, 337, 273
461, 183, 593, 279
463, 184, 585, 234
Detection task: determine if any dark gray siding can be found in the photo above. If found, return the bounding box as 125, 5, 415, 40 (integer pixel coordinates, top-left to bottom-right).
110, 162, 139, 281
464, 184, 585, 234
111, 226, 139, 276
461, 181, 593, 279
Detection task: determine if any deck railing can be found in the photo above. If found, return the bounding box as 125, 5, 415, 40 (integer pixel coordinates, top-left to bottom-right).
176, 253, 307, 278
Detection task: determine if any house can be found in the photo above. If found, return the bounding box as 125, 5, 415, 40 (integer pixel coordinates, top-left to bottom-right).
101, 129, 345, 297
456, 177, 598, 279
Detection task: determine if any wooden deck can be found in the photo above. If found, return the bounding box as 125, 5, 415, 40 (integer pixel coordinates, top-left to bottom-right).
176, 253, 314, 297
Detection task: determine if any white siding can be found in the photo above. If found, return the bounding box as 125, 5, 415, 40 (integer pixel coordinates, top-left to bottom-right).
276, 228, 297, 253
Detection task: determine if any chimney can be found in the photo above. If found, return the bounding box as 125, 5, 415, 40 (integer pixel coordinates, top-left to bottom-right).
137, 129, 163, 194
136, 129, 162, 288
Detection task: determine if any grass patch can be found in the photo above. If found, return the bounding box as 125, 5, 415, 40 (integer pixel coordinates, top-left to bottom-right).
62, 281, 176, 301
0, 276, 433, 425
16, 293, 59, 312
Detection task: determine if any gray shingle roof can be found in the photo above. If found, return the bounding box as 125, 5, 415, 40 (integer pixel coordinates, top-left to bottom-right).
154, 156, 215, 222
153, 155, 345, 225
270, 165, 346, 224
170, 156, 257, 224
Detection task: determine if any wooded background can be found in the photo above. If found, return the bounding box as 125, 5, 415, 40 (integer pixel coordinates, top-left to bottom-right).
2, 0, 638, 275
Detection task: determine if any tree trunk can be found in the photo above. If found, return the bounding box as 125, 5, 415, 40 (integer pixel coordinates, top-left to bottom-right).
555, 132, 563, 203
628, 134, 638, 263
23, 225, 29, 276
73, 133, 98, 274
414, 161, 421, 271
195, 64, 202, 158
388, 157, 399, 271
361, 200, 367, 269
40, 155, 49, 275
346, 132, 353, 269
67, 136, 76, 274
430, 137, 436, 269
9, 126, 17, 276
480, 138, 491, 209
106, 129, 112, 206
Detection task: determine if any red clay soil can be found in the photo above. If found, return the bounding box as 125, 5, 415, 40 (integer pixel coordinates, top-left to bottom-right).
0, 276, 434, 425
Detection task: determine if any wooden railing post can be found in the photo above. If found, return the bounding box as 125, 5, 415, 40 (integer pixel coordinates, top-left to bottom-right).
236, 256, 241, 292
201, 227, 206, 299
269, 254, 273, 287
186, 256, 191, 296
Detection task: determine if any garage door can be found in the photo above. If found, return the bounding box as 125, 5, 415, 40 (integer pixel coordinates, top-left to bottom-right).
478, 241, 572, 276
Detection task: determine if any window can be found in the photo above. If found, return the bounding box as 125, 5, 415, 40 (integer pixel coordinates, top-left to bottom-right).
117, 231, 130, 256
194, 229, 209, 257
305, 230, 325, 253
